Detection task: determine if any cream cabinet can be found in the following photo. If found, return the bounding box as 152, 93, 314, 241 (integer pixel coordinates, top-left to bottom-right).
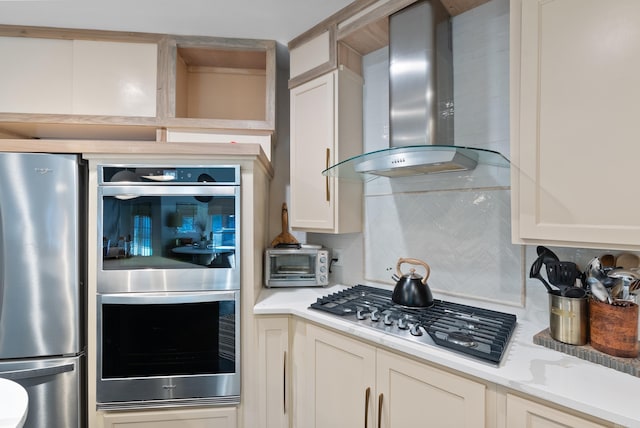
101, 407, 237, 428
511, 0, 640, 250
72, 40, 157, 117
0, 37, 156, 117
505, 393, 614, 428
300, 324, 376, 427
289, 68, 363, 233
256, 316, 290, 428
377, 349, 486, 428
300, 323, 487, 428
0, 37, 73, 114
289, 29, 334, 87
0, 25, 276, 140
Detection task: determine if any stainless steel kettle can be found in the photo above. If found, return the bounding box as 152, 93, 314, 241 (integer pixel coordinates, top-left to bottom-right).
391, 258, 434, 307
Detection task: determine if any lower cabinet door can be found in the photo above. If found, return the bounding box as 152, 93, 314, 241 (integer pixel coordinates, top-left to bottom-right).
304, 324, 376, 428
101, 407, 237, 428
506, 394, 613, 428
376, 349, 486, 428
257, 316, 289, 428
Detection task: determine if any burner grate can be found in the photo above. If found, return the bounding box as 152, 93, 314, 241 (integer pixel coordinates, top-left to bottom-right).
310, 285, 517, 364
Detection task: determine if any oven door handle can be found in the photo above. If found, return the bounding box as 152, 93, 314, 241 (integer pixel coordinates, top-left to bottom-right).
99, 291, 238, 305
99, 185, 238, 198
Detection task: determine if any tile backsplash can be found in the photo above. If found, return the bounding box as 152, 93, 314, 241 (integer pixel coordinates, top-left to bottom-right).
361, 0, 520, 305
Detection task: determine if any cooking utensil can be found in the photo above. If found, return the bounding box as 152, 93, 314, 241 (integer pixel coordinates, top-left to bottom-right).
585, 257, 607, 282
616, 253, 640, 270
562, 286, 587, 298
529, 253, 554, 293
545, 261, 583, 287
607, 269, 639, 301
587, 277, 612, 304
536, 245, 559, 263
600, 254, 615, 269
391, 257, 433, 307
610, 280, 624, 300
270, 203, 299, 247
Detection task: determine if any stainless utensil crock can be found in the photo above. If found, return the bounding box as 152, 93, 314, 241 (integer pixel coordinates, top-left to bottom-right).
549, 292, 588, 345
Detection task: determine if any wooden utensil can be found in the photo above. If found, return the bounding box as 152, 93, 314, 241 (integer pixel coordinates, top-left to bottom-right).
270, 203, 299, 247
616, 253, 640, 270
600, 254, 615, 268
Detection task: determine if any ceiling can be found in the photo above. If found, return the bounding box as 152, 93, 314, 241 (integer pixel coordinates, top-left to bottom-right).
0, 0, 355, 45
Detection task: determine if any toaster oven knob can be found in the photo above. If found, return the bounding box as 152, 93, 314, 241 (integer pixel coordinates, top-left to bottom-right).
319, 266, 327, 273
319, 275, 327, 283
320, 256, 326, 263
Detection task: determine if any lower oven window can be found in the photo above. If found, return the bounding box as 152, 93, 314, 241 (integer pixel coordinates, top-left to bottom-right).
102, 300, 236, 378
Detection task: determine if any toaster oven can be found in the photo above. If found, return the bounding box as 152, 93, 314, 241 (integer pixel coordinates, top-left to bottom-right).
264, 247, 329, 287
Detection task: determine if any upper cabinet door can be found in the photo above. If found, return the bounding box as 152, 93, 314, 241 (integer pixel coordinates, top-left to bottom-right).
289, 29, 335, 88
73, 40, 157, 117
0, 37, 73, 114
290, 72, 336, 231
289, 69, 363, 233
0, 37, 157, 117
511, 0, 640, 249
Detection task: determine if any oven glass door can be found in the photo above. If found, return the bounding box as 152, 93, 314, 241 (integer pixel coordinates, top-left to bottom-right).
97, 291, 240, 408
98, 185, 239, 292
269, 252, 317, 279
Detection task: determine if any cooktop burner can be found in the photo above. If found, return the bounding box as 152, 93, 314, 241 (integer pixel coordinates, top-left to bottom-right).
309, 285, 517, 365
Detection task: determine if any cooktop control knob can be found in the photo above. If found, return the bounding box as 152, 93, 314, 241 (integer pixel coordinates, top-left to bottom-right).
397, 316, 409, 330
370, 308, 381, 322
409, 323, 423, 336
356, 308, 367, 320
383, 313, 393, 326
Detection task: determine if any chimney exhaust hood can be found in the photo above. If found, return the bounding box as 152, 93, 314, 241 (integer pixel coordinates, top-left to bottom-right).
322, 0, 510, 181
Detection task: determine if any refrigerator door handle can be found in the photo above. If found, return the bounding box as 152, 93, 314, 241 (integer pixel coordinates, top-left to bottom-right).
0, 362, 74, 380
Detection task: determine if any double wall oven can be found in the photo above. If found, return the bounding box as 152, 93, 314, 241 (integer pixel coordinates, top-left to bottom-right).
96, 164, 240, 409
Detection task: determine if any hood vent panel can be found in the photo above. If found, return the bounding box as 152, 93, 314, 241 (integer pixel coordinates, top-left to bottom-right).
324, 0, 510, 182
323, 145, 509, 181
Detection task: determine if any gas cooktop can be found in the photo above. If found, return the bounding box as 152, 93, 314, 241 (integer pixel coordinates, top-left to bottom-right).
309, 285, 517, 365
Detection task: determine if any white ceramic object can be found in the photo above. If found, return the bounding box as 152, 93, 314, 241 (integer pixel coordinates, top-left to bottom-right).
0, 378, 28, 428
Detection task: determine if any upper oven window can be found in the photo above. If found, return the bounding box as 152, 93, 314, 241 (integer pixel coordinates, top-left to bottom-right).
101, 193, 236, 270
98, 165, 240, 273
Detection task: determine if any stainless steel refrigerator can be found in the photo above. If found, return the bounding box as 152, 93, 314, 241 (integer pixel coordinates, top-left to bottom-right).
0, 153, 86, 428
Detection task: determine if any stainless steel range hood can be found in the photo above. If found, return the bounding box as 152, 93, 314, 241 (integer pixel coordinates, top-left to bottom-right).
323, 0, 510, 180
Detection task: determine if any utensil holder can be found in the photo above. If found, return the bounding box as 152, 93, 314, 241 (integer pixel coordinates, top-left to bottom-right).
589, 299, 639, 358
549, 292, 589, 345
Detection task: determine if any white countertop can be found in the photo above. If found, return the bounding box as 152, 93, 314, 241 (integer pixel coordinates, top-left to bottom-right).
0, 378, 28, 428
255, 285, 640, 428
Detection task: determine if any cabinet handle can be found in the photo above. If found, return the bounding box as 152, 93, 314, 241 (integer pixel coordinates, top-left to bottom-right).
364, 387, 371, 428
325, 148, 330, 202
378, 393, 383, 428
283, 351, 287, 414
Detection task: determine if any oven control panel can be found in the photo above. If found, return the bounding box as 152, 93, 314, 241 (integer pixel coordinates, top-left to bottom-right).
99, 165, 240, 185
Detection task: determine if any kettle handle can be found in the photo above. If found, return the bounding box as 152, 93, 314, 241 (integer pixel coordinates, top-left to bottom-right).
396, 258, 431, 285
